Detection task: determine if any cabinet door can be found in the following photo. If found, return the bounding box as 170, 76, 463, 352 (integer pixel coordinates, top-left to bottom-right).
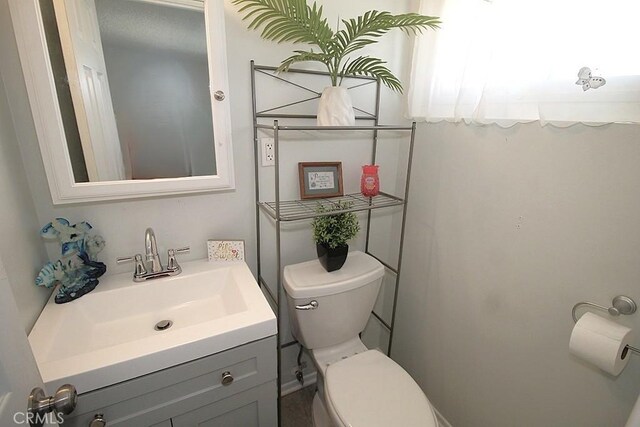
172, 381, 276, 427
61, 337, 276, 427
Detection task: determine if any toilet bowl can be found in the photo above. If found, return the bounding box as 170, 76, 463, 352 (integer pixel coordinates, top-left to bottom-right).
283, 251, 438, 427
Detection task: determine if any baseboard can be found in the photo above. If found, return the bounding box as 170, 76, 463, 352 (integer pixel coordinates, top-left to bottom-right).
433, 405, 453, 427
281, 371, 317, 396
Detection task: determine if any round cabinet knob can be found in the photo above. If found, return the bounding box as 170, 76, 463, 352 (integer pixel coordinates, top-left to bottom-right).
214, 90, 225, 101
89, 414, 107, 427
221, 371, 234, 386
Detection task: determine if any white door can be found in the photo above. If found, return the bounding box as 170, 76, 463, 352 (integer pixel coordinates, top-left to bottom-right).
53, 0, 127, 182
0, 257, 56, 426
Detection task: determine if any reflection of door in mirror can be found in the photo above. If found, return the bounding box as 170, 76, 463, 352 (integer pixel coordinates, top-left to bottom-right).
53, 0, 127, 182
45, 0, 216, 182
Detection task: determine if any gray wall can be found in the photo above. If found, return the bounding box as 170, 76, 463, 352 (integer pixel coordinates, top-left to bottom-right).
7, 0, 410, 275
393, 121, 640, 426
8, 0, 639, 423
1, 0, 411, 386
0, 0, 52, 333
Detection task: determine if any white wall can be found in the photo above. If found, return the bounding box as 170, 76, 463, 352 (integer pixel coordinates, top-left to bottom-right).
392, 121, 640, 427
0, 2, 52, 332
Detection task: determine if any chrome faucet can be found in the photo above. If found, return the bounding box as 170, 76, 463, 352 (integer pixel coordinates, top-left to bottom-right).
145, 228, 163, 273
117, 228, 190, 282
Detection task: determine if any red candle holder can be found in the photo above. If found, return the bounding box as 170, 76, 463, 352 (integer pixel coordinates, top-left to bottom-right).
361, 164, 380, 197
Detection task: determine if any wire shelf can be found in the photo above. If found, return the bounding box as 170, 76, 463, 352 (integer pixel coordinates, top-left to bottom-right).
258, 192, 404, 222
255, 123, 413, 131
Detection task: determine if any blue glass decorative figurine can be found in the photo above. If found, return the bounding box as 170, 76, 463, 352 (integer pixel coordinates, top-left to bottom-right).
35, 218, 107, 303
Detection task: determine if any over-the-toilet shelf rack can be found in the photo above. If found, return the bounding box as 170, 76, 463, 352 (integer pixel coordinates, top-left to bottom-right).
250, 61, 416, 425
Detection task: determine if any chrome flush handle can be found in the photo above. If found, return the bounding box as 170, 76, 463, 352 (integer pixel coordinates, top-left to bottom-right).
295, 300, 319, 310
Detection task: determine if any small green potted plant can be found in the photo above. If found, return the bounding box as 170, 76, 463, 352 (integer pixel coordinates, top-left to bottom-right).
233, 0, 440, 126
312, 201, 360, 272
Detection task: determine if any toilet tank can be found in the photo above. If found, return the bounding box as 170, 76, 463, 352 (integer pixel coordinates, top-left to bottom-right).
283, 251, 385, 350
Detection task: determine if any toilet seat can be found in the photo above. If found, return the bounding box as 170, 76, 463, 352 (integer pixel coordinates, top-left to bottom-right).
324, 350, 438, 427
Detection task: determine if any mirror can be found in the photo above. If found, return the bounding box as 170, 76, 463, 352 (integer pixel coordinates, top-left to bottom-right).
9, 0, 234, 203
49, 0, 217, 182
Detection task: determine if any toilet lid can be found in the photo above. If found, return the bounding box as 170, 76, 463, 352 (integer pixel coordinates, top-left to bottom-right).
325, 350, 438, 427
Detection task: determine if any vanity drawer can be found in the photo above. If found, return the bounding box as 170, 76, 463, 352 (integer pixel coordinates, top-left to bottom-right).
62, 336, 276, 427
172, 380, 276, 427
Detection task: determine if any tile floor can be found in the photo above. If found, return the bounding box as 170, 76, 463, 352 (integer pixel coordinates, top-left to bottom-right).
281, 385, 316, 427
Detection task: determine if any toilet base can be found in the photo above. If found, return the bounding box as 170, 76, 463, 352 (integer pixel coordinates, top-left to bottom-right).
312, 392, 335, 427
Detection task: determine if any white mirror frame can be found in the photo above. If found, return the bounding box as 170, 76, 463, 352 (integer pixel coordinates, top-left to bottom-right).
8, 0, 235, 204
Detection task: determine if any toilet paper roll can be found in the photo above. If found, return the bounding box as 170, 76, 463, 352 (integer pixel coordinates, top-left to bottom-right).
569, 312, 633, 376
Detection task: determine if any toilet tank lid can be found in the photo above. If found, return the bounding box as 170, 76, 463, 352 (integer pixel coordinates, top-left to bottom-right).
283, 251, 384, 299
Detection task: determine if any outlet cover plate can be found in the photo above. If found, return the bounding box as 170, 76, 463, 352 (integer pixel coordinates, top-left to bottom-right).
261, 138, 275, 166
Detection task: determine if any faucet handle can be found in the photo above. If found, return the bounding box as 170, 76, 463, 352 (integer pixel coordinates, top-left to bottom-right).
167, 247, 190, 272
117, 253, 147, 277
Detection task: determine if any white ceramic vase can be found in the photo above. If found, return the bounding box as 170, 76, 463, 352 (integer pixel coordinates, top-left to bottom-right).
317, 86, 356, 126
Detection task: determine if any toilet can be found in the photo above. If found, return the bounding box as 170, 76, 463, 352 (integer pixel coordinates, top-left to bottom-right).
284, 251, 438, 427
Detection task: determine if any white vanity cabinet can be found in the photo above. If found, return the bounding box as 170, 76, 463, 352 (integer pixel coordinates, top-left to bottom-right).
62, 336, 277, 427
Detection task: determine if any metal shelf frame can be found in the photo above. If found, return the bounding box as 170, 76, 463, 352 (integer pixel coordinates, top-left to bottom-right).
258, 192, 405, 222
250, 61, 416, 425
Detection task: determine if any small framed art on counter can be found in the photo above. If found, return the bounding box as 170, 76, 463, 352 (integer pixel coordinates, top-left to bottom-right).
207, 240, 245, 262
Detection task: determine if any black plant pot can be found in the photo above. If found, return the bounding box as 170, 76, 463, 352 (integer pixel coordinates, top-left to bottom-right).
316, 243, 348, 272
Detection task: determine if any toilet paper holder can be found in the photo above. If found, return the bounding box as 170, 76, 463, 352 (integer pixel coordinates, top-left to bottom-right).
572, 295, 640, 355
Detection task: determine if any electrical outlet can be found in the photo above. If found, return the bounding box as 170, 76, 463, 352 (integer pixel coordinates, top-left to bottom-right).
261, 138, 275, 166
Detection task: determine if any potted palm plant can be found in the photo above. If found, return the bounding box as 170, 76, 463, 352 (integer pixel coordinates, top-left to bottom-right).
312, 201, 360, 272
233, 0, 440, 125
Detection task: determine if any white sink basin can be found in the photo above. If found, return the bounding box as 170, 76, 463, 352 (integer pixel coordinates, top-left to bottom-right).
29, 259, 276, 393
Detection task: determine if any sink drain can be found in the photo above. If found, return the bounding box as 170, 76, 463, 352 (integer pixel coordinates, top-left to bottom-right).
154, 320, 173, 331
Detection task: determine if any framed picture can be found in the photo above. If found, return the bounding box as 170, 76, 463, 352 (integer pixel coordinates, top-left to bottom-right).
298, 162, 344, 199
207, 240, 245, 262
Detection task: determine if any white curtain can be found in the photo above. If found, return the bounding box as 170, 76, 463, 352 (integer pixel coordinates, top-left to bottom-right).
408, 0, 640, 127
